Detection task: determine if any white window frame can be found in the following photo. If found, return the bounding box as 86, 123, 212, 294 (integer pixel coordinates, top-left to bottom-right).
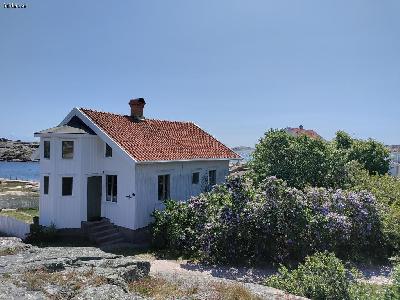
208, 169, 217, 186
43, 140, 51, 159
61, 140, 74, 159
158, 174, 170, 201
105, 174, 118, 203
61, 176, 74, 197
192, 172, 200, 185
43, 175, 50, 195
105, 143, 113, 158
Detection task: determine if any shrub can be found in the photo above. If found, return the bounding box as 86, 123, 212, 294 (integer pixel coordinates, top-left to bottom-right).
348, 282, 385, 300
264, 252, 350, 300
152, 176, 385, 264
351, 169, 400, 253
27, 223, 57, 243
384, 264, 400, 299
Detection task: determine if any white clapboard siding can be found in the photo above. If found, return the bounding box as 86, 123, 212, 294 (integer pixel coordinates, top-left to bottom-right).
134, 160, 229, 229
0, 216, 30, 239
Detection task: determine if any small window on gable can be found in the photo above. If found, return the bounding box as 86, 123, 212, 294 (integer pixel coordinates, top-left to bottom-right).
43, 176, 49, 195
192, 172, 199, 184
44, 141, 50, 159
158, 174, 170, 201
62, 141, 74, 159
105, 143, 112, 157
208, 170, 216, 186
62, 177, 73, 196
106, 175, 117, 202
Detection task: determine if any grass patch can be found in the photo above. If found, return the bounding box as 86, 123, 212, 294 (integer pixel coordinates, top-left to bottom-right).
129, 276, 197, 299
129, 276, 261, 300
106, 246, 157, 260
0, 247, 23, 256
105, 246, 188, 261
0, 208, 38, 223
19, 268, 107, 297
211, 282, 262, 300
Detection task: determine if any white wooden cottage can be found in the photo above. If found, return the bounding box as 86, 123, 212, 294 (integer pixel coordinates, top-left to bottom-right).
34, 99, 240, 230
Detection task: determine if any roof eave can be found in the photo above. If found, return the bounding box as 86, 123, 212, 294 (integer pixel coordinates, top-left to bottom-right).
136, 157, 243, 164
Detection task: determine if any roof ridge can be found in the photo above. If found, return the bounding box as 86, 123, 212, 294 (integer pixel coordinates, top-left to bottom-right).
79, 107, 194, 124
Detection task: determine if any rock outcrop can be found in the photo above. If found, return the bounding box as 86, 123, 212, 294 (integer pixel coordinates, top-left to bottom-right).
0, 139, 39, 162
0, 237, 150, 299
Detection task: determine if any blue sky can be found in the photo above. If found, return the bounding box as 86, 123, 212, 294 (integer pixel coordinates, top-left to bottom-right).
1, 0, 399, 147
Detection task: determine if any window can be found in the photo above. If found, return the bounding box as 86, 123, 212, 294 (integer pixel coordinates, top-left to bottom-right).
105, 143, 112, 157
158, 174, 170, 201
62, 177, 73, 196
192, 172, 199, 184
43, 141, 50, 159
208, 170, 216, 186
62, 141, 74, 159
106, 175, 117, 202
43, 176, 49, 195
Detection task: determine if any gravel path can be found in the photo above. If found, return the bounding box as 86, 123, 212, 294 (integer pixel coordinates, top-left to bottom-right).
150, 260, 307, 299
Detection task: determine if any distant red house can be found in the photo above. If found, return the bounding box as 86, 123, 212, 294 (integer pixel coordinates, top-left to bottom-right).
284, 125, 322, 139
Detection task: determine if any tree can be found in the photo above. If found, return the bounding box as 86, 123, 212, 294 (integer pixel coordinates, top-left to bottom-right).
249, 129, 352, 189
334, 131, 353, 150
334, 131, 389, 175
348, 139, 390, 175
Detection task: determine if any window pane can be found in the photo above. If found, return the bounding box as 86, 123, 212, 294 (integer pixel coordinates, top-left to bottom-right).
192, 172, 199, 184
62, 141, 74, 159
112, 175, 117, 202
158, 174, 170, 201
158, 175, 164, 201
62, 177, 73, 196
209, 170, 216, 186
106, 175, 111, 201
43, 176, 49, 194
44, 141, 50, 159
165, 175, 170, 199
106, 175, 117, 202
105, 143, 112, 157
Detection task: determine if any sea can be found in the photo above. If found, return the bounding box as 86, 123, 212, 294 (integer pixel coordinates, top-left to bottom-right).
233, 149, 254, 162
0, 161, 40, 182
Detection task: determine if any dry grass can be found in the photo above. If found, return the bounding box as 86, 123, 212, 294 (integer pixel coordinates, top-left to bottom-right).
129, 276, 198, 299
18, 268, 107, 298
129, 276, 262, 300
0, 247, 23, 256
211, 282, 262, 300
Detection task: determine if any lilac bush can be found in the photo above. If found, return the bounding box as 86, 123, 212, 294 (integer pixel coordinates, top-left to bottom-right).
152, 175, 385, 264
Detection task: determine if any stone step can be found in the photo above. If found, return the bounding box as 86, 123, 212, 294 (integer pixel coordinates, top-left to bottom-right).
95, 232, 125, 244
82, 218, 109, 226
100, 237, 127, 247
88, 223, 114, 233
91, 228, 119, 239
82, 218, 127, 246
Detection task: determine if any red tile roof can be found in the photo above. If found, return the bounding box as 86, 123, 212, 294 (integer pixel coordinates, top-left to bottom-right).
285, 127, 322, 139
80, 108, 241, 162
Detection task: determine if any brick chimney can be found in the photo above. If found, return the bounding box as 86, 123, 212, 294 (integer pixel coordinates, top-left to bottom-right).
129, 98, 146, 121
